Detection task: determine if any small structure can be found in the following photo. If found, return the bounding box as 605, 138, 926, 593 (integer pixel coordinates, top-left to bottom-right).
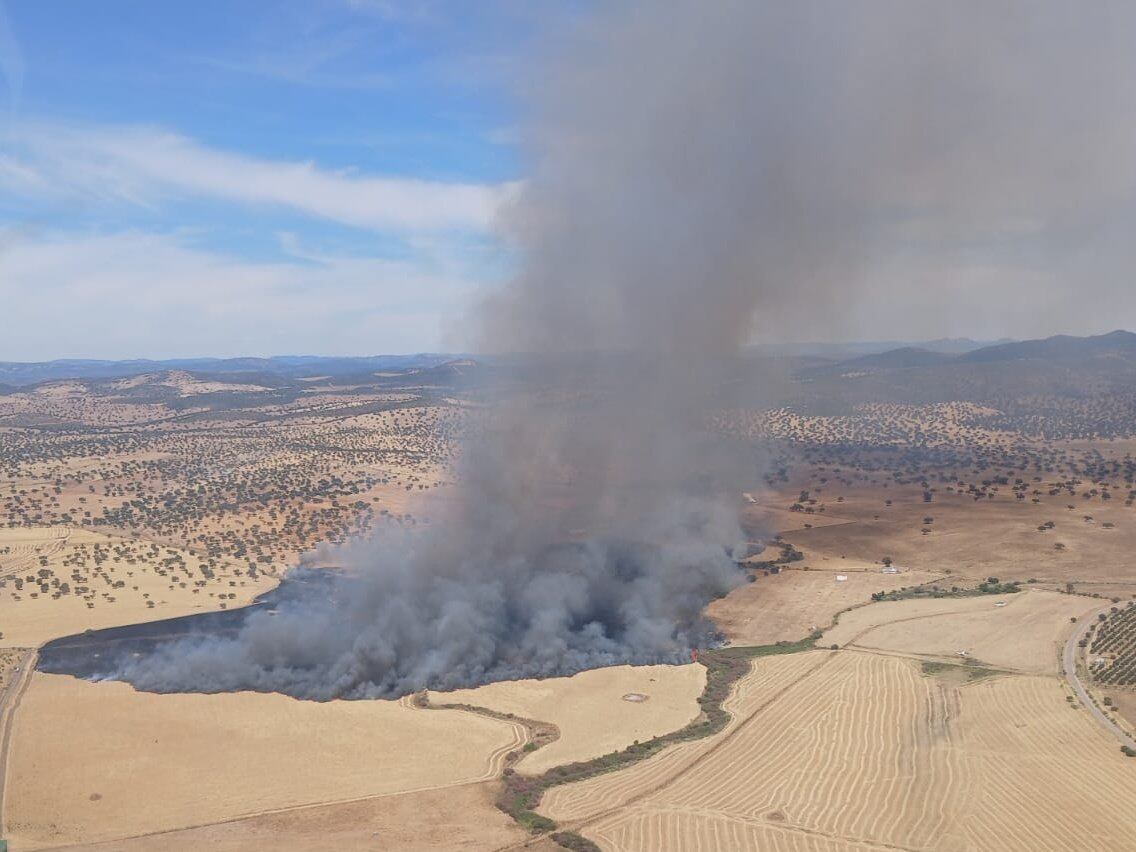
835, 574, 848, 582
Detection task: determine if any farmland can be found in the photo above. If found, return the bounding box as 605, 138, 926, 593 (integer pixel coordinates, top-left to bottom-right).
435, 663, 706, 774
6, 341, 1136, 848
544, 643, 1136, 850
4, 673, 525, 848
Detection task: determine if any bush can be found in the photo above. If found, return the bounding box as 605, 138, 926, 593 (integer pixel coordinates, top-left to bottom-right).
552, 832, 602, 851
519, 812, 557, 833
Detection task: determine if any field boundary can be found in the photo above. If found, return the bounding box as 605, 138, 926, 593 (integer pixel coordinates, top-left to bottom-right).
1063, 603, 1136, 752
456, 634, 824, 849
0, 649, 36, 842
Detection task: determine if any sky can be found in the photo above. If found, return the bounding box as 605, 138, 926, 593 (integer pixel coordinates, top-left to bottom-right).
2, 1, 1136, 360
0, 0, 555, 359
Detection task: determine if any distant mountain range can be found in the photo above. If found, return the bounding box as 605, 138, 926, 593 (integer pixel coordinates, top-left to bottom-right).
807, 329, 1136, 376
788, 330, 1136, 436
957, 329, 1136, 364
0, 354, 464, 388
3, 331, 1135, 404
0, 338, 1014, 388
749, 337, 1014, 360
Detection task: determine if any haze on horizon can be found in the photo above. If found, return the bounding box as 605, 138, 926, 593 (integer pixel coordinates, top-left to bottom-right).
3, 0, 1136, 361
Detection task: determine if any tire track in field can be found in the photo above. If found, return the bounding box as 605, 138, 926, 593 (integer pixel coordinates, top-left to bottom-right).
0, 649, 36, 839
554, 650, 841, 841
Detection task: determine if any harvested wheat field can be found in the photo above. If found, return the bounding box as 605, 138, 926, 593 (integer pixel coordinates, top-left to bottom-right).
67, 782, 526, 852
435, 663, 706, 773
707, 565, 941, 646
540, 651, 832, 823
822, 589, 1096, 673
4, 674, 523, 849
549, 651, 1136, 851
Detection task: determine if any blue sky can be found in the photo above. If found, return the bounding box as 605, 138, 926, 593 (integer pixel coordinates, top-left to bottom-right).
0, 1, 563, 359
5, 2, 1136, 361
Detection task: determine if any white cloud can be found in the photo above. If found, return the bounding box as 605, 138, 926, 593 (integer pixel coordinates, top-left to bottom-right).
0, 229, 490, 359
1, 122, 518, 232
0, 153, 41, 190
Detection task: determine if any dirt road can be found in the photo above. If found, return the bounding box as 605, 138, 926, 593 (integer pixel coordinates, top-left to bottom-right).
1062, 607, 1136, 752
0, 649, 36, 839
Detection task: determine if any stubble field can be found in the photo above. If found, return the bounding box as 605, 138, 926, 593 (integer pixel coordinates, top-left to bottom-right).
545, 645, 1136, 850
5, 674, 523, 849
6, 373, 1136, 849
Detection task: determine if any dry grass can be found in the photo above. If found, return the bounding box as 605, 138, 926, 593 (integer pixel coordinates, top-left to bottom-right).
435, 663, 706, 775
59, 782, 526, 852
707, 565, 941, 646
0, 527, 276, 647
822, 588, 1095, 674
557, 653, 1136, 851
769, 484, 1136, 587
5, 674, 524, 849
1104, 688, 1136, 733
539, 652, 829, 824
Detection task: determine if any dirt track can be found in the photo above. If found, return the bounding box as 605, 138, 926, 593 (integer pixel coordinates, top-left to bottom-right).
0, 649, 35, 839
1063, 604, 1136, 752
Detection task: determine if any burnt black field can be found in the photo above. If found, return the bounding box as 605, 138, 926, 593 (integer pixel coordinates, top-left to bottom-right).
36, 570, 341, 680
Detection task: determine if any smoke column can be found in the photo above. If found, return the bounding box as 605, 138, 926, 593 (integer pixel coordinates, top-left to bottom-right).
112, 1, 1136, 698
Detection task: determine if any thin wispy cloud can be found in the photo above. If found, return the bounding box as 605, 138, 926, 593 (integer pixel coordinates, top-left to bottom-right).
0, 229, 488, 359
2, 122, 518, 232
194, 25, 391, 89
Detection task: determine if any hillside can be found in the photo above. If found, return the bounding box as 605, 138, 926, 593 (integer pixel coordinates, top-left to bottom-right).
0, 354, 465, 388
788, 330, 1136, 437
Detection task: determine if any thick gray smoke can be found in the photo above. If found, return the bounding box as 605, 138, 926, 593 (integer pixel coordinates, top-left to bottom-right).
112, 1, 1136, 698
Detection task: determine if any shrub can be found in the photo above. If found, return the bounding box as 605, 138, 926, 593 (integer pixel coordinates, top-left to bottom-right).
552, 832, 602, 851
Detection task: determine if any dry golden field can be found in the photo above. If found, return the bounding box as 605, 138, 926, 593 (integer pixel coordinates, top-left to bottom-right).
542, 580, 1136, 851
823, 588, 1098, 674
545, 651, 1136, 851
6, 374, 1136, 849
0, 527, 277, 647
83, 783, 527, 852
436, 663, 706, 774
707, 564, 942, 646
4, 674, 525, 849
779, 490, 1136, 587
539, 651, 831, 824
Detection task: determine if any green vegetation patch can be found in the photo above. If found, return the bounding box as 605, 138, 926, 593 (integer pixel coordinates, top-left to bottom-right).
551, 831, 602, 851
920, 659, 1000, 682
872, 578, 1022, 603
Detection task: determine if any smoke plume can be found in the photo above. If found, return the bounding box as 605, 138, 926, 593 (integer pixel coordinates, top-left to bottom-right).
111, 1, 1136, 698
